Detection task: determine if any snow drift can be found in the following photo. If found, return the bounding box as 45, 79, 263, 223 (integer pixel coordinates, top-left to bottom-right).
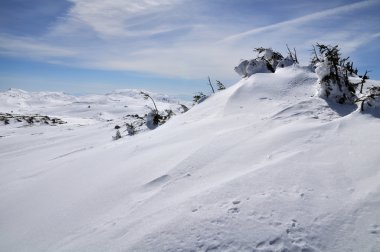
0, 66, 379, 252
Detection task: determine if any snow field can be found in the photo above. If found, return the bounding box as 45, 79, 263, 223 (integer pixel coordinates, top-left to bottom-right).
0, 66, 379, 251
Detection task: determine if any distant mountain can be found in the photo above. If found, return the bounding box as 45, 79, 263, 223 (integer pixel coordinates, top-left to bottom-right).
0, 88, 188, 122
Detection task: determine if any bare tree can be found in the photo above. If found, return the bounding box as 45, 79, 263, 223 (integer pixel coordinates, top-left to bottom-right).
208, 76, 215, 94
140, 91, 158, 113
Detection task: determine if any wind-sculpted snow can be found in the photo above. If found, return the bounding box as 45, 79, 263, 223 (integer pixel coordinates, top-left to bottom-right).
0, 67, 379, 252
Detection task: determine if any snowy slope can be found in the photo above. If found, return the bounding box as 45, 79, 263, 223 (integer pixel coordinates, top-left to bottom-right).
1, 67, 379, 252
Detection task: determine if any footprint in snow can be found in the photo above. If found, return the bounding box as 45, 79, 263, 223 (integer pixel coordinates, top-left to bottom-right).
227, 207, 239, 214
254, 236, 315, 252
254, 237, 283, 250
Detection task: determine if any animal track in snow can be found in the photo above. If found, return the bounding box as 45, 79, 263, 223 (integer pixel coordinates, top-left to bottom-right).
50, 146, 94, 160
144, 174, 171, 188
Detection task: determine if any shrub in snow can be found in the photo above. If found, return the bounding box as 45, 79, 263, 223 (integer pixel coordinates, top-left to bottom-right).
140, 91, 162, 129
146, 111, 161, 130
193, 77, 226, 105
356, 86, 380, 112
126, 123, 136, 135
358, 70, 370, 94
112, 129, 122, 140
163, 109, 174, 120
216, 80, 226, 91
235, 47, 297, 77
179, 104, 189, 113
121, 115, 145, 136
314, 44, 357, 104
0, 113, 66, 126
118, 91, 180, 134
146, 109, 175, 129
193, 92, 208, 104
26, 117, 34, 124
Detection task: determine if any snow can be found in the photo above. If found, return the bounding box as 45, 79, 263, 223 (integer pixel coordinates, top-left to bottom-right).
1, 67, 380, 252
277, 57, 296, 69
262, 48, 274, 60
315, 61, 330, 81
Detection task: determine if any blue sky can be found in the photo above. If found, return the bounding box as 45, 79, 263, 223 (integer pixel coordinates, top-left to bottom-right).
0, 0, 380, 97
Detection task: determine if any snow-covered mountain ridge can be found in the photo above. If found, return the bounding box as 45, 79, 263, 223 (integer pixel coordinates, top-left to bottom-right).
0, 88, 180, 113
0, 66, 379, 252
0, 88, 186, 129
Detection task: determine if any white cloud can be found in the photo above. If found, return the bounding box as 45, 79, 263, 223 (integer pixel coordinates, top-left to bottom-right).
53, 0, 182, 38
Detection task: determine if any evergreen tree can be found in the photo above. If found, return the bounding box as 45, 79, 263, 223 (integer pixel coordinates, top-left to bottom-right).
216, 80, 226, 91
314, 44, 357, 104
193, 92, 207, 104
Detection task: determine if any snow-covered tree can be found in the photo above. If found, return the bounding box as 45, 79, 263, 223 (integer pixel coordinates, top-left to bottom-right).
235, 47, 297, 78
314, 44, 357, 104
356, 86, 380, 112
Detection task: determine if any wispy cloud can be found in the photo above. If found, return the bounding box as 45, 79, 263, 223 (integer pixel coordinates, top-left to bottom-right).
223, 0, 379, 42
0, 34, 76, 59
